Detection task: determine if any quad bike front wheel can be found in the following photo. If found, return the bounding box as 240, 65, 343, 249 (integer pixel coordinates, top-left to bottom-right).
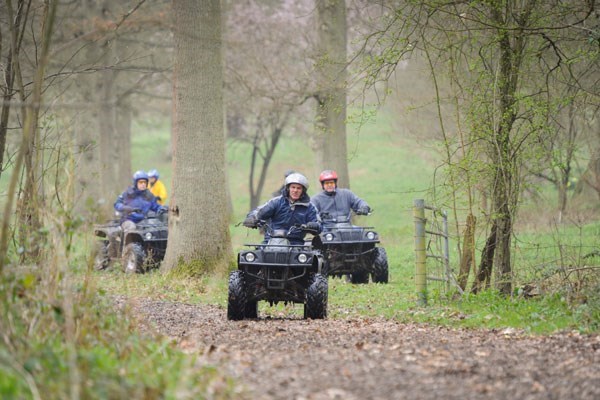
122, 242, 145, 273
94, 241, 111, 271
227, 270, 248, 320
372, 247, 389, 284
304, 273, 328, 319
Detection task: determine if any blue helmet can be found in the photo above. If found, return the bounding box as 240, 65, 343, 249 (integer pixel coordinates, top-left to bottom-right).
148, 169, 159, 179
132, 170, 149, 186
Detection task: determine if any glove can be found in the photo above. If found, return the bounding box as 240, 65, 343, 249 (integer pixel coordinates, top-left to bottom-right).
356, 206, 370, 215
305, 221, 320, 231
243, 214, 258, 228
121, 205, 134, 213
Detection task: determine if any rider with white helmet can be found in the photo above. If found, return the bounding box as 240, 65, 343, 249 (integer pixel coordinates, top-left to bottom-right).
243, 172, 321, 245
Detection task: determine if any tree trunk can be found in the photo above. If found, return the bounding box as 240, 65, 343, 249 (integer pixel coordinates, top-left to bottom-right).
116, 97, 132, 189
97, 46, 120, 203
458, 213, 476, 291
163, 0, 232, 274
314, 0, 349, 188
472, 220, 497, 294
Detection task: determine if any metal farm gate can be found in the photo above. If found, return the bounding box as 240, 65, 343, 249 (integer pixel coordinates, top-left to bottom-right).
413, 199, 462, 305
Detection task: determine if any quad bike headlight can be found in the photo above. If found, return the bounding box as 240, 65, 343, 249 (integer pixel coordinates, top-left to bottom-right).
297, 253, 308, 263
366, 231, 376, 240
145, 232, 153, 240
324, 233, 334, 241
244, 252, 256, 262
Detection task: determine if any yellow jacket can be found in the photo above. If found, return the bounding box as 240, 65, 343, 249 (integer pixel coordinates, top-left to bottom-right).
150, 179, 168, 205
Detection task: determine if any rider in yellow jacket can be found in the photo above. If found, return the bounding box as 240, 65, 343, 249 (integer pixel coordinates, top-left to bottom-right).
148, 169, 168, 205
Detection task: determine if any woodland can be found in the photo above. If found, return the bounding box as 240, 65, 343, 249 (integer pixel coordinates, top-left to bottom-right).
0, 0, 599, 398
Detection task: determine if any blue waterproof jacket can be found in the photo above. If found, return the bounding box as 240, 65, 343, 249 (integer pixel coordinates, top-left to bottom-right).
114, 187, 163, 223
249, 192, 321, 245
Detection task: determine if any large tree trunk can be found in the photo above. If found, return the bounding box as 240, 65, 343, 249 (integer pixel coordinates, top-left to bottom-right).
116, 97, 132, 189
314, 0, 349, 188
97, 45, 120, 203
163, 0, 232, 274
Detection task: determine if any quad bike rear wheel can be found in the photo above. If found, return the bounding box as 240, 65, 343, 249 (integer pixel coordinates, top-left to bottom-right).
122, 242, 145, 273
372, 247, 389, 283
304, 273, 328, 319
227, 271, 248, 320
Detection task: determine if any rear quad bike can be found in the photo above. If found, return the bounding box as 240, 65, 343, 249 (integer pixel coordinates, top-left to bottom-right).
93, 210, 168, 273
314, 212, 389, 284
228, 222, 327, 320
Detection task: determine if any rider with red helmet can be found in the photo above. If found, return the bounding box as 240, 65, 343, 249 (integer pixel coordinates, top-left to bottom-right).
311, 169, 370, 219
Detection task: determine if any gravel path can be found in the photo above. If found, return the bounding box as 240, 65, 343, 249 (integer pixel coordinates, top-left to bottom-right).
116, 297, 600, 400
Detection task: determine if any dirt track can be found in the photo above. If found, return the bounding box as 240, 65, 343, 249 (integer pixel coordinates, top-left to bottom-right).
119, 298, 600, 399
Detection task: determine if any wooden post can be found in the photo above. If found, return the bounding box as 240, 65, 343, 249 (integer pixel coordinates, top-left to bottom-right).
414, 199, 427, 306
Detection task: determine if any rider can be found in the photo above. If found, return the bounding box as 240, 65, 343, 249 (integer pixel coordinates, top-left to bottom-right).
114, 170, 166, 230
147, 169, 168, 205
243, 172, 321, 245
310, 169, 370, 221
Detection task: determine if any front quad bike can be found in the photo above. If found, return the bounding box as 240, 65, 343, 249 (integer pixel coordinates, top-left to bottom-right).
93, 211, 168, 273
314, 212, 389, 284
228, 222, 327, 321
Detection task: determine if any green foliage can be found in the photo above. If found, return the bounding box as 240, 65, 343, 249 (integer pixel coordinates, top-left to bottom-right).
0, 270, 239, 399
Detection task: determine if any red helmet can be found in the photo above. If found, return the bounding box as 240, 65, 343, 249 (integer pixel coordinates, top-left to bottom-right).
319, 169, 338, 183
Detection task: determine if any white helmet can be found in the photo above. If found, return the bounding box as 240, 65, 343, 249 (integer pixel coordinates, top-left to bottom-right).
285, 172, 309, 191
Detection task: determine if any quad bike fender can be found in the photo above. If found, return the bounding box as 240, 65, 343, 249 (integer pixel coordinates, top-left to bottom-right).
124, 231, 144, 246
314, 253, 325, 274
94, 225, 120, 239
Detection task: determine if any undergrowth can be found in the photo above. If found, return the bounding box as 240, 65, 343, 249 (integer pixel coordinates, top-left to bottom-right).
0, 266, 242, 399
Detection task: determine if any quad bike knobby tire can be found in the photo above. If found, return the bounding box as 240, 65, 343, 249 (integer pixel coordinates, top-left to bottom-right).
372, 247, 389, 283
304, 273, 328, 319
122, 242, 145, 274
94, 241, 110, 271
227, 270, 248, 320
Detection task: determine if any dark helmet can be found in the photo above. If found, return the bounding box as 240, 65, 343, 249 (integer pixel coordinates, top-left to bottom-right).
319, 170, 338, 185
285, 172, 309, 191
148, 169, 159, 179
132, 170, 149, 186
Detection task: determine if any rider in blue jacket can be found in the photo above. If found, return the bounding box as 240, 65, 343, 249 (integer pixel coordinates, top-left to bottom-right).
114, 170, 165, 224
243, 172, 321, 245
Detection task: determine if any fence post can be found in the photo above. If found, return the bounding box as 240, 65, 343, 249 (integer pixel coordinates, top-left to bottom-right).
414, 199, 427, 306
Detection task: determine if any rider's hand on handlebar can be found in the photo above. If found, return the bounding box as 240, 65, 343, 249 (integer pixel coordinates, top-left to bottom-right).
304, 221, 320, 231
243, 214, 259, 228
356, 206, 371, 215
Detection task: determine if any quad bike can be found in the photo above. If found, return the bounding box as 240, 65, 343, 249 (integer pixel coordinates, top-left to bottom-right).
314, 212, 389, 284
93, 210, 168, 273
228, 222, 327, 320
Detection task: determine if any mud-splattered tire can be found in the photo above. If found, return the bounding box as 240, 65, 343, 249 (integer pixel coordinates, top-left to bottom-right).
122, 243, 145, 274
304, 273, 328, 319
94, 241, 110, 271
350, 270, 369, 284
227, 271, 248, 321
372, 247, 389, 284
